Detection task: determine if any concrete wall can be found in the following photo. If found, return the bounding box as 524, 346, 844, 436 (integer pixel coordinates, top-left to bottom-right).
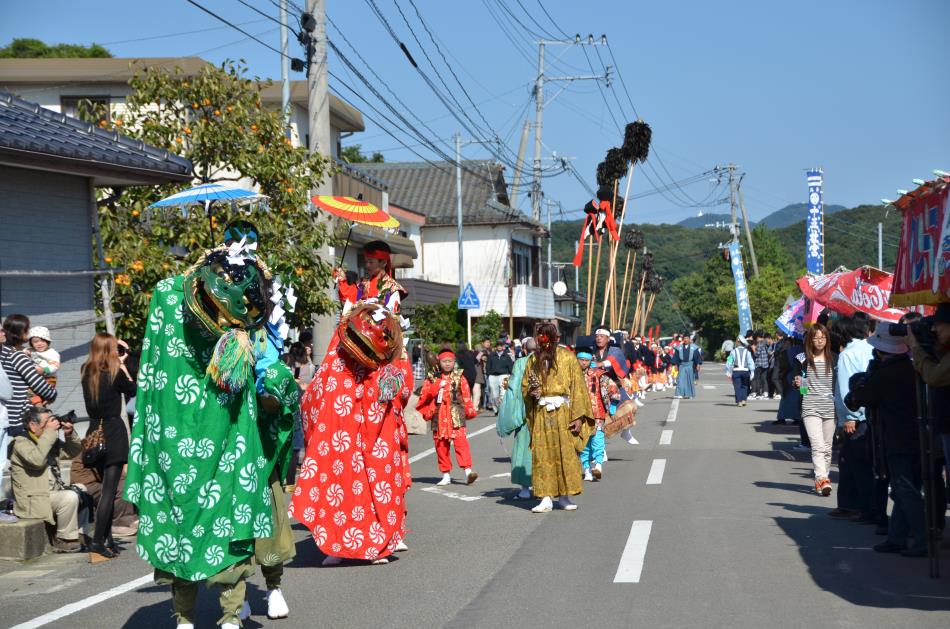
0, 167, 96, 418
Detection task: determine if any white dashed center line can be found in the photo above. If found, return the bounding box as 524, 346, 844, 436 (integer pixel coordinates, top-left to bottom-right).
659, 430, 673, 445
614, 520, 653, 583
646, 459, 666, 485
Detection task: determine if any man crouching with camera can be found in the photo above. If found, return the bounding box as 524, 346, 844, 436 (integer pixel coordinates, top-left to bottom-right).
9, 405, 84, 552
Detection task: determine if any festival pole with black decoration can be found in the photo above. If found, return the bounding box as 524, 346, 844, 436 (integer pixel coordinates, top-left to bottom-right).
603, 121, 651, 329
618, 228, 645, 328
641, 273, 665, 336
630, 251, 654, 336
588, 148, 626, 330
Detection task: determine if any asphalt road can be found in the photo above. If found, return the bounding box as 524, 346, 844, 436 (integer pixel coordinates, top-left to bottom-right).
3, 379, 948, 629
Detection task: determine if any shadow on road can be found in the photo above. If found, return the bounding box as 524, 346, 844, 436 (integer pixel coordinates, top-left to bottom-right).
754, 480, 816, 495
770, 504, 950, 611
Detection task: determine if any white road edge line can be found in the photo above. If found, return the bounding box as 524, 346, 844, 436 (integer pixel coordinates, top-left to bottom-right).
665, 398, 679, 423
646, 459, 666, 485
614, 520, 653, 583
659, 430, 673, 445
11, 574, 154, 629
408, 423, 495, 464
702, 385, 716, 389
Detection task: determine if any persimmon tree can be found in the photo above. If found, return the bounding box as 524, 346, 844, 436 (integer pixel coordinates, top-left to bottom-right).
98, 60, 337, 344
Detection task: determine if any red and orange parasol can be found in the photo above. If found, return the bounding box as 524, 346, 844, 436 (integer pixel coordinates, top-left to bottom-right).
311, 196, 400, 229
312, 195, 399, 264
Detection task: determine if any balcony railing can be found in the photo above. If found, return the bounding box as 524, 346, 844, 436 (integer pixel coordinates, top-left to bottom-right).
332, 159, 387, 209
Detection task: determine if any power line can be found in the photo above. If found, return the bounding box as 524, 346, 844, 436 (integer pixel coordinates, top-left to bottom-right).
184, 0, 294, 60
100, 18, 269, 45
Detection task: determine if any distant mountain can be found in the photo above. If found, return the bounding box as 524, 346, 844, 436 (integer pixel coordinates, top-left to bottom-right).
676, 213, 734, 228
757, 202, 847, 228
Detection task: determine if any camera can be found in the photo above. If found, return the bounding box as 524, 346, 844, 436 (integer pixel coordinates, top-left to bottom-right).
889, 316, 936, 347
53, 410, 77, 425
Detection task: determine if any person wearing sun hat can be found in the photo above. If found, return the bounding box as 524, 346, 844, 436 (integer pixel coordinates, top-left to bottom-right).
846, 325, 926, 556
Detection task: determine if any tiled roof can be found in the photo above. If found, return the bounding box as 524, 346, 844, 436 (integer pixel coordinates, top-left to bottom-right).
355, 160, 540, 227
0, 91, 192, 184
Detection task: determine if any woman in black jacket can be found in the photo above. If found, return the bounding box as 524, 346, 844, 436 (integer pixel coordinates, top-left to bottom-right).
81, 333, 136, 560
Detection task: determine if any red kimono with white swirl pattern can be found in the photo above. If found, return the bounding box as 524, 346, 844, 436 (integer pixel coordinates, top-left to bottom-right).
289, 336, 411, 561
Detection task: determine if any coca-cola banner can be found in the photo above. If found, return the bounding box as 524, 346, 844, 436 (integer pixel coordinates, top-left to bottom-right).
797, 266, 915, 323
890, 179, 950, 307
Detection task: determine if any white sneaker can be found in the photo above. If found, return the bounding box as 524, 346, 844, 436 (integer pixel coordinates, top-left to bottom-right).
775, 394, 782, 400
371, 557, 389, 565
436, 473, 451, 486
321, 555, 343, 566
583, 469, 593, 482
395, 539, 409, 552
267, 588, 289, 619
558, 496, 578, 511
222, 624, 239, 629
620, 428, 639, 445
634, 398, 645, 407
239, 601, 251, 620
531, 496, 553, 513
177, 625, 195, 629
592, 463, 603, 479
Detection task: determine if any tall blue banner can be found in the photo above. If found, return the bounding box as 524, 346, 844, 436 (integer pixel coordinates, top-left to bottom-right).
729, 240, 754, 335
806, 169, 824, 274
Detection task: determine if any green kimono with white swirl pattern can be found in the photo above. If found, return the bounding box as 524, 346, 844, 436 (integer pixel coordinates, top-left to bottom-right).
124, 275, 273, 581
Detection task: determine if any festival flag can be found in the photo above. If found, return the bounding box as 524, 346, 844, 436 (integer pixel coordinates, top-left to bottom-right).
890, 176, 950, 306
806, 169, 824, 274
729, 241, 754, 335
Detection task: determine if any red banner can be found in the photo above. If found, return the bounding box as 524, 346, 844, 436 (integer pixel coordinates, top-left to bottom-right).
797, 267, 917, 323
890, 178, 950, 307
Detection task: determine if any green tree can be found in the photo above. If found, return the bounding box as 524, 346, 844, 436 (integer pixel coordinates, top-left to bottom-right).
99, 60, 334, 344
411, 301, 464, 349
340, 144, 384, 164
0, 38, 111, 58
473, 310, 504, 346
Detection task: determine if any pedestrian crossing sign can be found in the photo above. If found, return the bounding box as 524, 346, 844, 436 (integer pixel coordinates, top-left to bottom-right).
458, 282, 480, 309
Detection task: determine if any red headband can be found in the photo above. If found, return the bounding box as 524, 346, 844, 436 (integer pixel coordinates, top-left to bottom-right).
364, 248, 392, 276
438, 350, 455, 360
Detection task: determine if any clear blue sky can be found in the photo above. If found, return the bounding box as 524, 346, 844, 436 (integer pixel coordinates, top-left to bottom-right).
3, 0, 948, 224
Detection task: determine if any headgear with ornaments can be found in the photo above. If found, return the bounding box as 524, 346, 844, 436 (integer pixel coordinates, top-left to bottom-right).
363, 240, 393, 276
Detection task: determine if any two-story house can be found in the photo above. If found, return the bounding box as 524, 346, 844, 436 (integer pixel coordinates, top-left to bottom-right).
357, 160, 555, 339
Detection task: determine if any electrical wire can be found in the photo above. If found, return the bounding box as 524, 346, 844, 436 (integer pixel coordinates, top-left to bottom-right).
100, 18, 270, 46
184, 0, 294, 60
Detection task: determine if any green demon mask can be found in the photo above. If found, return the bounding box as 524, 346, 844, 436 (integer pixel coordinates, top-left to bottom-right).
184, 249, 270, 335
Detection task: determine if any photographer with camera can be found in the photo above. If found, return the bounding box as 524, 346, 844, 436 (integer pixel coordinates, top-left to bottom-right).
905, 304, 950, 547
846, 328, 926, 556
906, 304, 950, 453
9, 405, 83, 552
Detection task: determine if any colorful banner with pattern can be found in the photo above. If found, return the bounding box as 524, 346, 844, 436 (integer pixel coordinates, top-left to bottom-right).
806, 169, 824, 274
729, 240, 754, 335
890, 180, 950, 306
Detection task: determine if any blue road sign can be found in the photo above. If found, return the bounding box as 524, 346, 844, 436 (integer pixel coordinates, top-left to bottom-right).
458, 282, 480, 309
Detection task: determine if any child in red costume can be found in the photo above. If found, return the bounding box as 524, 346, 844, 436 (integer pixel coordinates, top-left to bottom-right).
416, 350, 478, 486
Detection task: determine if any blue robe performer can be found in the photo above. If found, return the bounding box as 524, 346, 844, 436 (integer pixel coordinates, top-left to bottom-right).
673, 341, 701, 399
496, 350, 533, 499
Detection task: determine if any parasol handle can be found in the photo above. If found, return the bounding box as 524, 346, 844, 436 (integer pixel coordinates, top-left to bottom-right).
338, 223, 356, 267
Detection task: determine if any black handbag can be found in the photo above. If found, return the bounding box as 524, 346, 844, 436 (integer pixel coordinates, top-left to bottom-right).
81, 419, 107, 467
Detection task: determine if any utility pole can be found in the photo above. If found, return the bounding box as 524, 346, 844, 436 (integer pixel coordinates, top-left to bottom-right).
545, 199, 557, 287
280, 0, 291, 139
304, 0, 333, 362
510, 119, 530, 208
305, 0, 330, 185
727, 164, 738, 244
736, 175, 759, 277
531, 35, 610, 222
532, 42, 544, 223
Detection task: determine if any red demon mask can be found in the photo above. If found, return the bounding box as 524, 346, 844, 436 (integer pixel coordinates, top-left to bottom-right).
338, 302, 403, 368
